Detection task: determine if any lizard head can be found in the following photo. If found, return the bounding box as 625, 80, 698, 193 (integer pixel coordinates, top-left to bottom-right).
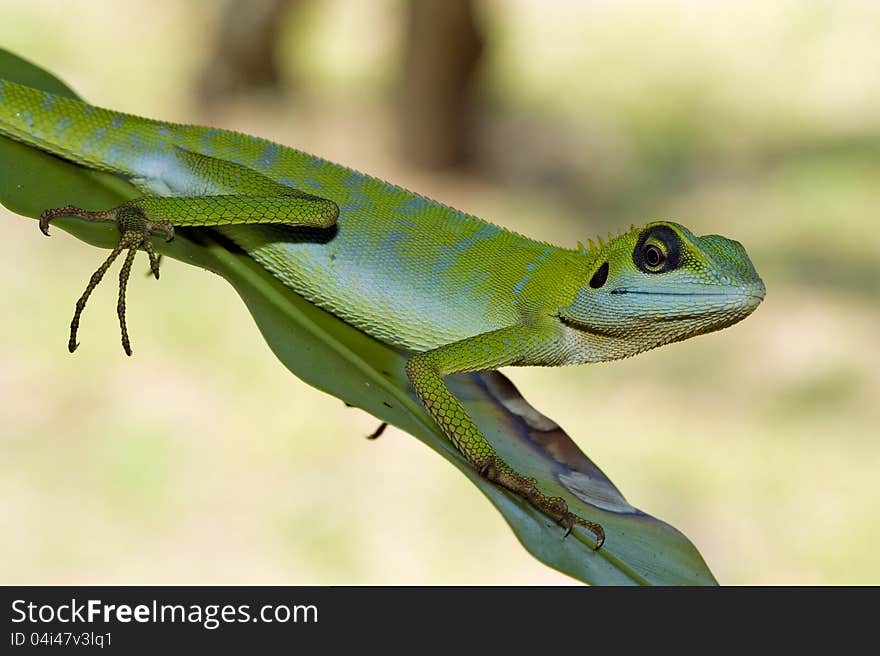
558, 221, 765, 361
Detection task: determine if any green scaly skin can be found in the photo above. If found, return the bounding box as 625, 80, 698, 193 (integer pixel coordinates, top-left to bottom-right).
0, 78, 766, 548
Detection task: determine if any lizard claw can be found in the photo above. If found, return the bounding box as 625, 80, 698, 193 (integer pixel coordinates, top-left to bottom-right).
39, 208, 55, 236
561, 515, 573, 539
565, 510, 605, 550
365, 422, 388, 440
147, 220, 174, 243
592, 525, 606, 550
558, 506, 604, 550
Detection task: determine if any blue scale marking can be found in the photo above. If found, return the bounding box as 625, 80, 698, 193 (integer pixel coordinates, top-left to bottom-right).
53, 115, 73, 135
198, 128, 220, 155
128, 130, 145, 149
80, 126, 108, 154
259, 142, 280, 168
40, 92, 56, 111
401, 195, 430, 216
338, 191, 371, 215
512, 274, 533, 295
341, 171, 361, 190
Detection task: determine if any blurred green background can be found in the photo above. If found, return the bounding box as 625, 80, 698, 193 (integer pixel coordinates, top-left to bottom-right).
1, 0, 877, 584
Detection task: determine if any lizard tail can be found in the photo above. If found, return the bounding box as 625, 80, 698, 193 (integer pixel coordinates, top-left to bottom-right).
0, 77, 163, 177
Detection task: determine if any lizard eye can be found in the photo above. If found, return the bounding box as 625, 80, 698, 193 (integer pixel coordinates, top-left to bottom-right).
634, 224, 681, 274
643, 244, 665, 270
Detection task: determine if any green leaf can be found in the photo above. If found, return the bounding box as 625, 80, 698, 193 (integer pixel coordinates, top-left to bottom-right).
0, 48, 716, 585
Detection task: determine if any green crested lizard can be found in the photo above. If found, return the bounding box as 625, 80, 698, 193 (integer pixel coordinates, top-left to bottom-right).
0, 77, 765, 549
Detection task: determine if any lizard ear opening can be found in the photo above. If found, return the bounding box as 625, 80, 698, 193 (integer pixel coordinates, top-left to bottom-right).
589, 261, 609, 289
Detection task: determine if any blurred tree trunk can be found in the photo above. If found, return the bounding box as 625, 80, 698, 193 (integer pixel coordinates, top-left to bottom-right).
198, 0, 295, 107
398, 0, 484, 171
198, 0, 485, 172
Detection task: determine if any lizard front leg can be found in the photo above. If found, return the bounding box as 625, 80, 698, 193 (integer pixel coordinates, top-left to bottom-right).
39, 192, 338, 355
405, 324, 605, 549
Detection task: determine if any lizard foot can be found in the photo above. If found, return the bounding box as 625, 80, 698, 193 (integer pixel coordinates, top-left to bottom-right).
39, 203, 174, 356
366, 422, 388, 440
479, 456, 605, 550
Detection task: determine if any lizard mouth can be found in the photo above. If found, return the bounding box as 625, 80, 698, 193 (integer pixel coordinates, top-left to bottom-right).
609, 286, 766, 305
610, 289, 765, 299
